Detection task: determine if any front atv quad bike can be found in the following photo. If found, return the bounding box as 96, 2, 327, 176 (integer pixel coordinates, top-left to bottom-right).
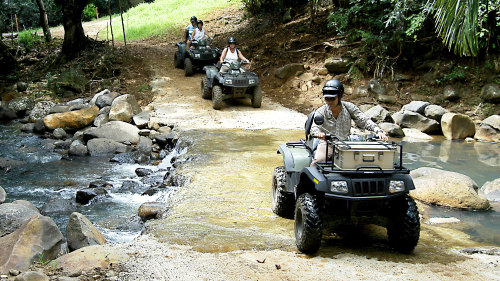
175, 39, 221, 76
202, 61, 261, 110
272, 112, 420, 254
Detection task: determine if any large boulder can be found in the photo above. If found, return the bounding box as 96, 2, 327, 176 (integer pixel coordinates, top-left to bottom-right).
402, 101, 430, 115
364, 105, 392, 123
440, 112, 475, 140
0, 214, 63, 274
481, 83, 500, 104
424, 104, 448, 122
28, 101, 56, 122
108, 94, 142, 122
55, 245, 128, 275
474, 115, 500, 142
84, 121, 140, 144
40, 198, 79, 216
66, 212, 107, 252
7, 96, 34, 117
75, 187, 108, 205
87, 138, 127, 157
324, 57, 349, 73
379, 123, 404, 137
392, 110, 441, 134
0, 186, 5, 204
68, 139, 88, 156
0, 203, 39, 237
481, 178, 500, 202
43, 106, 99, 131
11, 200, 39, 213
410, 167, 490, 210
402, 128, 433, 141
0, 103, 17, 121
274, 63, 304, 80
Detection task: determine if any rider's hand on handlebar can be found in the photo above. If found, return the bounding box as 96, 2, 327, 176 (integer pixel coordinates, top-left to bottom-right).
376, 131, 388, 141
315, 132, 326, 139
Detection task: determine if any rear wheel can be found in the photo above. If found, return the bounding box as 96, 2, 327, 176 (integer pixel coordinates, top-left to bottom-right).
271, 166, 294, 218
201, 77, 211, 99
184, 58, 193, 76
295, 193, 322, 254
387, 195, 420, 253
251, 85, 262, 108
212, 85, 223, 110
174, 51, 182, 68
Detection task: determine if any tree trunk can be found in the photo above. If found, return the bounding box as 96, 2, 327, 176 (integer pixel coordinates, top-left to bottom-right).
34, 0, 52, 43
54, 0, 89, 57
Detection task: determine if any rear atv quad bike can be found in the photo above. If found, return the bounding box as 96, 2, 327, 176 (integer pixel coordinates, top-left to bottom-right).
174, 39, 221, 76
202, 61, 261, 110
271, 112, 420, 254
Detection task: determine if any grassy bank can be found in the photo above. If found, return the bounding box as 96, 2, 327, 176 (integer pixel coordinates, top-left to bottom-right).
106, 0, 240, 41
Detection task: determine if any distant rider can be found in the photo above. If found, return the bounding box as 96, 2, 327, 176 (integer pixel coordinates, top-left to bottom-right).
187, 20, 210, 49
219, 37, 250, 73
310, 79, 388, 166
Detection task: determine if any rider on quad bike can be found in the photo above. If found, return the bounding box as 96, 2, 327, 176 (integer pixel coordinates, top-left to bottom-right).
219, 37, 250, 73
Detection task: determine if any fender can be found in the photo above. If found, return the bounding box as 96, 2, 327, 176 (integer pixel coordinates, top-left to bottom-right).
203, 66, 218, 81
296, 167, 328, 196
277, 144, 311, 172
176, 42, 187, 61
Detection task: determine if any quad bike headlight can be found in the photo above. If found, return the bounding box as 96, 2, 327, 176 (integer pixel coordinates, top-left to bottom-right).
249, 79, 255, 85
389, 180, 405, 193
194, 54, 200, 58
224, 79, 233, 85
330, 181, 348, 193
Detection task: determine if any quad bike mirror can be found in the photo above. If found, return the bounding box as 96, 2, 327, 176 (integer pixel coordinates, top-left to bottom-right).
314, 114, 325, 125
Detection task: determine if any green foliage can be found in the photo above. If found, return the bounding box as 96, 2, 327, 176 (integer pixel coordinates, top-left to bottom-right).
18, 30, 42, 49
0, 0, 63, 33
436, 62, 468, 84
83, 3, 98, 22
137, 83, 149, 92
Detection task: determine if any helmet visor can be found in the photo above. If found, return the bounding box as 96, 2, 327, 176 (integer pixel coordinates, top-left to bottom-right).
322, 88, 340, 98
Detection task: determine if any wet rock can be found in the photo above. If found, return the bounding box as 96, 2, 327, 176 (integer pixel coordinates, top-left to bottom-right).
7, 97, 34, 117
136, 137, 152, 163
54, 139, 71, 150
75, 188, 108, 205
53, 128, 68, 140
274, 63, 304, 80
0, 157, 26, 172
110, 152, 136, 164
89, 181, 113, 189
0, 104, 17, 121
84, 121, 140, 144
402, 128, 433, 141
13, 271, 48, 281
481, 178, 500, 202
0, 203, 40, 236
163, 170, 189, 187
33, 119, 46, 133
0, 186, 5, 204
474, 115, 500, 142
368, 79, 386, 96
115, 180, 147, 193
87, 138, 128, 157
41, 199, 79, 216
43, 106, 99, 131
138, 202, 168, 221
155, 133, 177, 148
68, 139, 88, 156
29, 101, 56, 122
443, 85, 461, 101
95, 91, 119, 108
481, 83, 500, 104
66, 212, 107, 252
55, 245, 128, 275
379, 123, 404, 137
0, 214, 63, 273
20, 123, 35, 133
140, 173, 164, 188
142, 188, 160, 196
12, 200, 39, 213
135, 168, 153, 177
109, 94, 142, 123
402, 101, 430, 115
324, 57, 349, 73
364, 105, 392, 123
133, 111, 150, 128
392, 110, 441, 134
441, 113, 475, 140
89, 89, 110, 107
424, 104, 448, 122
410, 167, 490, 210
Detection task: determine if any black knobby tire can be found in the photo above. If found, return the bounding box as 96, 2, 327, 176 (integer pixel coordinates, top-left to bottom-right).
174, 51, 182, 68
387, 195, 420, 253
294, 193, 323, 254
251, 85, 262, 108
184, 58, 193, 76
271, 166, 295, 218
201, 77, 211, 99
212, 85, 224, 110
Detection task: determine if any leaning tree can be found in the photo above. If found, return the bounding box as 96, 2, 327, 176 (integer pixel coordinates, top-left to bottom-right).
34, 0, 52, 43
54, 0, 89, 57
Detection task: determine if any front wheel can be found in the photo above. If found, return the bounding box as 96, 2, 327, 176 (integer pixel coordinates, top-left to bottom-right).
251, 85, 262, 108
212, 85, 223, 110
184, 58, 193, 76
295, 193, 323, 254
387, 195, 420, 253
271, 166, 294, 218
201, 77, 211, 99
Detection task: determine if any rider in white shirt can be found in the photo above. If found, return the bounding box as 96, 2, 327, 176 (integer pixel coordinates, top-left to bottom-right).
187, 20, 210, 49
219, 37, 250, 73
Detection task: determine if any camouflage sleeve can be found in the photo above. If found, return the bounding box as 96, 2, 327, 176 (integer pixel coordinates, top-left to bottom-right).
344, 102, 382, 133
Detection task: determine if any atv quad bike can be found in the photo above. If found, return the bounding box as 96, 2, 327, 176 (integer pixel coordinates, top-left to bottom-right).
272, 112, 420, 254
202, 61, 261, 110
174, 39, 221, 76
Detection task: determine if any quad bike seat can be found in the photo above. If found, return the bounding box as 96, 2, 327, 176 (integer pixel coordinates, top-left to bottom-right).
304, 110, 320, 152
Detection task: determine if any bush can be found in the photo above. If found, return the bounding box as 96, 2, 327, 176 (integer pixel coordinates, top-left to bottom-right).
82, 3, 98, 22
18, 30, 42, 50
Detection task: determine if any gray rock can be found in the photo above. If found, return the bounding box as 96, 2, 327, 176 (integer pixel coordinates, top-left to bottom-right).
0, 186, 5, 204
402, 101, 430, 114
16, 82, 28, 92
110, 152, 136, 164
441, 113, 475, 140
424, 104, 448, 122
135, 168, 153, 177
49, 105, 71, 114
139, 129, 152, 137
68, 104, 90, 111
89, 89, 110, 106
93, 114, 109, 127
20, 123, 35, 133
443, 85, 461, 101
392, 110, 441, 134
140, 173, 164, 188
138, 136, 153, 154
274, 63, 304, 80
89, 180, 113, 189
115, 180, 147, 193
95, 91, 119, 108
481, 83, 500, 104
481, 178, 500, 202
66, 98, 86, 106
402, 128, 433, 141
324, 57, 350, 73
376, 94, 397, 104
11, 200, 39, 213
54, 139, 71, 150
352, 85, 370, 97
28, 101, 56, 122
138, 202, 168, 222
0, 203, 40, 237
109, 94, 142, 123
368, 79, 386, 96
84, 121, 140, 144
33, 119, 46, 133
99, 106, 111, 116
0, 104, 17, 121
7, 97, 34, 117
364, 105, 392, 123
87, 138, 127, 156
475, 115, 500, 142
53, 128, 68, 140
75, 188, 108, 205
133, 111, 150, 128
40, 199, 79, 216
0, 157, 26, 172
66, 212, 106, 252
68, 139, 88, 156
13, 271, 48, 281
379, 123, 404, 137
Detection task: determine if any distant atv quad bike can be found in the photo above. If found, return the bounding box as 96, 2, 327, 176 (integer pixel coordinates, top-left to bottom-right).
272, 113, 420, 254
201, 61, 261, 110
174, 39, 221, 76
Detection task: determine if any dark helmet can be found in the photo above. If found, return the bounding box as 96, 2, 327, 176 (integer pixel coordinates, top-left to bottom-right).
190, 16, 197, 23
228, 37, 237, 44
197, 20, 203, 25
322, 79, 344, 99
